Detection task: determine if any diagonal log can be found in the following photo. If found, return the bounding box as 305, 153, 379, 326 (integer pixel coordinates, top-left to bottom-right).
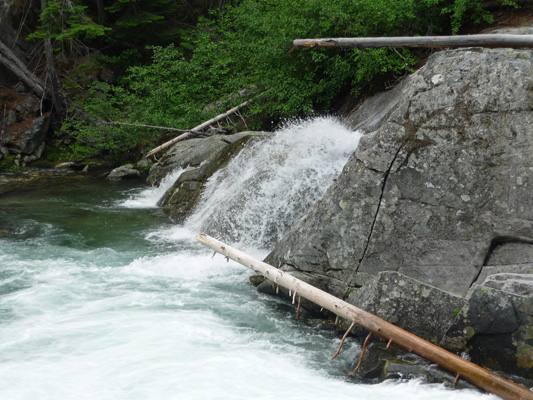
0, 39, 46, 97
196, 233, 533, 400
146, 100, 251, 158
292, 34, 533, 49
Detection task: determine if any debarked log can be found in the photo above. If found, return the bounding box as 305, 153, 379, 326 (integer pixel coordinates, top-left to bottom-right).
196, 233, 533, 400
292, 34, 533, 49
146, 100, 251, 158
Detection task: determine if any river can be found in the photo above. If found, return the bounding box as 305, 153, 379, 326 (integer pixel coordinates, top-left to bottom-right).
0, 118, 494, 399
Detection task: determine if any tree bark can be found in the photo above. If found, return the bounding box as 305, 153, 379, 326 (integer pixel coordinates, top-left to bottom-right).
146, 99, 250, 158
0, 40, 46, 97
293, 34, 533, 49
41, 0, 67, 116
96, 0, 106, 25
196, 233, 533, 400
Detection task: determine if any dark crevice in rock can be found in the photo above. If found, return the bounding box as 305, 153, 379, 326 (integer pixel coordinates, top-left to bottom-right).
356, 144, 404, 269
471, 236, 533, 288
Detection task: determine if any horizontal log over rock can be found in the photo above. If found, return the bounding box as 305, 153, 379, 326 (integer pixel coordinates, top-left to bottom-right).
293, 34, 533, 49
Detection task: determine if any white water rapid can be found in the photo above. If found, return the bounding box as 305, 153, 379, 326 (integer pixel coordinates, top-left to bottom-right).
0, 117, 494, 400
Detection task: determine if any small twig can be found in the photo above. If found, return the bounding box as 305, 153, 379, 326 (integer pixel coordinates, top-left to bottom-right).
276, 284, 279, 295
453, 373, 461, 388
211, 251, 217, 259
348, 332, 373, 375
292, 291, 297, 304
335, 315, 339, 326
332, 321, 356, 359
296, 296, 302, 319
386, 339, 393, 349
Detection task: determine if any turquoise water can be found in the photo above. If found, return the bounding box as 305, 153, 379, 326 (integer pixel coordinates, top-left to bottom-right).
0, 118, 493, 399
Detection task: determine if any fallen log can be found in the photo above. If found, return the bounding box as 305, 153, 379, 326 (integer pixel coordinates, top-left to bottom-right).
0, 39, 46, 97
146, 100, 250, 158
293, 34, 533, 49
196, 233, 533, 400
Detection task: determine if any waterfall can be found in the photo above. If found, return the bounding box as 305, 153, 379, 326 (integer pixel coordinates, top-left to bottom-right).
185, 117, 362, 249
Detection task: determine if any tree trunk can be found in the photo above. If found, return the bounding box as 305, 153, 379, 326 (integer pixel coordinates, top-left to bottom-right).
146, 99, 250, 158
293, 34, 533, 49
0, 40, 46, 97
96, 0, 105, 25
41, 0, 67, 117
196, 233, 533, 400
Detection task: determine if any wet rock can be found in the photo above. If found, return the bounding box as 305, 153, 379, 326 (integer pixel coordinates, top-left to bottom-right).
107, 164, 141, 181
249, 275, 266, 287
441, 285, 533, 379
0, 168, 78, 195
154, 132, 272, 223
55, 161, 78, 169
147, 132, 270, 186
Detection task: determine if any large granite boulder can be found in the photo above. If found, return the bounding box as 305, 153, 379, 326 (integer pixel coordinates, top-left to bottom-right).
266, 47, 533, 380
268, 47, 533, 299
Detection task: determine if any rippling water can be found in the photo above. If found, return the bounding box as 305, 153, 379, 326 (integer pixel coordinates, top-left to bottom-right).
0, 118, 493, 399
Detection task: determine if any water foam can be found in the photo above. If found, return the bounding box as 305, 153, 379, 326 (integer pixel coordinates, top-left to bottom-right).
186, 117, 361, 249
118, 168, 187, 209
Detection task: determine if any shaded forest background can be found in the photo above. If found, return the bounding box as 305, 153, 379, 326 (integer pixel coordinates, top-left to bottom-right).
0, 0, 522, 162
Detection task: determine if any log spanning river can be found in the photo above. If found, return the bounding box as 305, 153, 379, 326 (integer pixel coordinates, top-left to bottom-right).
0, 118, 494, 399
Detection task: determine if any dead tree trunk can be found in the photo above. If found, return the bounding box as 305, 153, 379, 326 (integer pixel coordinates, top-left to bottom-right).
0, 39, 46, 97
293, 34, 533, 49
196, 233, 533, 400
146, 100, 250, 158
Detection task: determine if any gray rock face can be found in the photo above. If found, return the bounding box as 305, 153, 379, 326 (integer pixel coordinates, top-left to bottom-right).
2, 114, 50, 155
441, 285, 533, 379
268, 47, 533, 300
150, 132, 272, 223
347, 271, 463, 344
265, 47, 533, 381
147, 132, 267, 187
107, 164, 141, 181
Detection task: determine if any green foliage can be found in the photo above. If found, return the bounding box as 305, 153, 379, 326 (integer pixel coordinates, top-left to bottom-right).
64, 0, 517, 159
29, 1, 108, 42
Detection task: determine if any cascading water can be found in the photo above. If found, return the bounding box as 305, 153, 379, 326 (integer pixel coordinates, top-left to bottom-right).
186, 117, 362, 248
0, 118, 494, 400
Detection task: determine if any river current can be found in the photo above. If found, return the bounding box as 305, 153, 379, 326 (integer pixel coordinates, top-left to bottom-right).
0, 118, 494, 399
